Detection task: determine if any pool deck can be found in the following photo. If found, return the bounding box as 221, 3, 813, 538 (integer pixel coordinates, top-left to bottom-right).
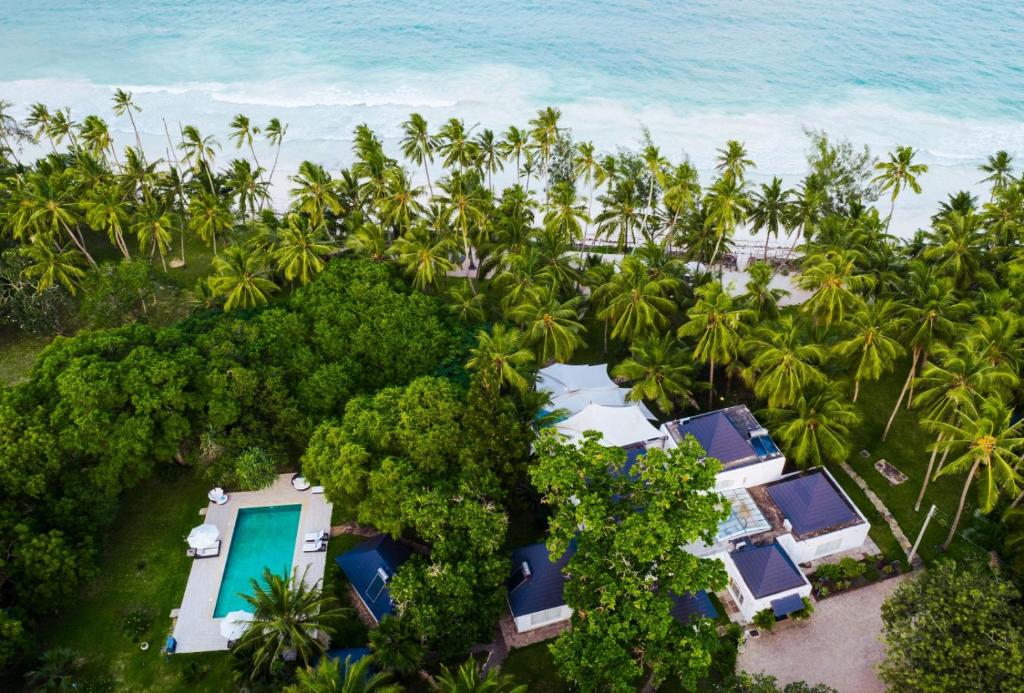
171, 474, 333, 653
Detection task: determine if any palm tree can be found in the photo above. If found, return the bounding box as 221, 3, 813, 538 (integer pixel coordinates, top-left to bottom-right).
475, 128, 503, 192
678, 281, 754, 408
446, 282, 487, 324
79, 115, 118, 167
132, 203, 175, 270
400, 113, 438, 197
498, 126, 529, 186
595, 254, 679, 344
345, 223, 391, 262
430, 659, 526, 693
178, 124, 219, 191
80, 181, 132, 258
389, 222, 456, 292
25, 102, 55, 152
762, 387, 862, 468
784, 177, 827, 254
543, 180, 589, 243
715, 140, 755, 184
24, 648, 85, 692
703, 175, 751, 267
931, 402, 1024, 550
234, 567, 343, 680
595, 178, 643, 250
208, 243, 279, 310
273, 215, 338, 285
573, 141, 600, 233
229, 113, 262, 171
977, 150, 1014, 196
290, 161, 343, 227
466, 324, 535, 394
188, 191, 235, 255
741, 316, 827, 409
111, 88, 143, 151
264, 118, 289, 186
612, 334, 698, 415
367, 614, 425, 676
872, 145, 928, 230
528, 106, 562, 190
797, 250, 873, 330
832, 300, 905, 401
640, 142, 669, 233
922, 211, 986, 288
750, 177, 791, 260
285, 655, 402, 693
508, 286, 586, 364
27, 172, 97, 266
740, 261, 788, 319
46, 108, 79, 150
436, 171, 488, 281
911, 345, 1017, 511
970, 312, 1023, 372
437, 118, 478, 173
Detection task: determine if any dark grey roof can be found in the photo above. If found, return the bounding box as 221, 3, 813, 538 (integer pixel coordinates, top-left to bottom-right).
771, 593, 806, 618
730, 542, 806, 599
507, 542, 575, 617
675, 409, 757, 469
669, 590, 718, 624
336, 536, 412, 622
767, 471, 860, 536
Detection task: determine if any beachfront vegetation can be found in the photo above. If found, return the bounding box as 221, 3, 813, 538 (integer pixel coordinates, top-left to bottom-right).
1, 95, 1023, 691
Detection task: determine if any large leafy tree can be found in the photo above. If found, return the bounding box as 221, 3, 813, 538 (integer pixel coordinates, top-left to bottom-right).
531, 432, 729, 692
879, 560, 1024, 692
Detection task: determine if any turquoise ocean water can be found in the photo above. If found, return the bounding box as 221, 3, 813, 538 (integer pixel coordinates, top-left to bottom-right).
2, 1, 1022, 228
213, 504, 301, 618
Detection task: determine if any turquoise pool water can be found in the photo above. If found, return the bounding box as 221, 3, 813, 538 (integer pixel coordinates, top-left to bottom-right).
213, 504, 301, 617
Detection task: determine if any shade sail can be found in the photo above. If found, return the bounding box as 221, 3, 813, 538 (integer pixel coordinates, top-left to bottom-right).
186, 523, 220, 549
554, 403, 664, 448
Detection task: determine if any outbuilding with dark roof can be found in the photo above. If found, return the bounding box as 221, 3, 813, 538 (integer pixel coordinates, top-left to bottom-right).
336, 535, 412, 623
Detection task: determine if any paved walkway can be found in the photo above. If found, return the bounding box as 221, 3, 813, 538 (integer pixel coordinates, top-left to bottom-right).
737, 575, 907, 693
838, 461, 915, 560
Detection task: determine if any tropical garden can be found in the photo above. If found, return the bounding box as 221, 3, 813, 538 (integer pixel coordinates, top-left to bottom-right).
1, 94, 1024, 691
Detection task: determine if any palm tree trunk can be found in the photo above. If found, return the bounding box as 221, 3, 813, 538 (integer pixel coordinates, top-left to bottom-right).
423, 162, 433, 198
268, 141, 282, 188
883, 347, 920, 441
915, 431, 943, 512
1009, 486, 1024, 509
886, 197, 895, 232
707, 358, 715, 409
934, 446, 951, 474
708, 232, 724, 268
852, 379, 860, 402
127, 111, 143, 154
763, 229, 771, 261
908, 350, 926, 408
943, 459, 981, 550
63, 222, 97, 267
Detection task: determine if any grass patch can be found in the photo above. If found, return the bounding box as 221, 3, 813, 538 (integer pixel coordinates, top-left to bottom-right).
35, 469, 234, 692
0, 330, 49, 386
501, 643, 565, 692
846, 366, 990, 565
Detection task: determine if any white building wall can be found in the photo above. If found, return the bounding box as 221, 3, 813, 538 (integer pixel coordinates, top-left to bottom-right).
719, 552, 811, 623
714, 457, 786, 491
776, 522, 871, 564
513, 605, 573, 633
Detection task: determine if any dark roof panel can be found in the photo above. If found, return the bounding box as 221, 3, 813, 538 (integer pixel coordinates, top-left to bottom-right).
771, 593, 807, 618
670, 590, 718, 624
730, 543, 806, 599
676, 410, 757, 468
336, 536, 412, 622
507, 542, 575, 617
767, 472, 860, 535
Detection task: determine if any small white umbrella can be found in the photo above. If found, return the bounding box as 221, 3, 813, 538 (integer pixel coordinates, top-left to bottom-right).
186, 523, 220, 550
220, 610, 254, 641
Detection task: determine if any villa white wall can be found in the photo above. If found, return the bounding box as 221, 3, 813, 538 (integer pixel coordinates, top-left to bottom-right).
514, 605, 573, 633
714, 457, 786, 491
719, 552, 811, 623
776, 522, 870, 564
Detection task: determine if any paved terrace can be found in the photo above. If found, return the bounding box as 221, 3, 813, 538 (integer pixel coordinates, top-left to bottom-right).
171, 474, 333, 653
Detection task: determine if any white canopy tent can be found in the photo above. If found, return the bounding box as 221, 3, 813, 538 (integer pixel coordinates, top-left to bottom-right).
554, 403, 667, 449
186, 523, 220, 550
220, 610, 254, 641
538, 363, 656, 420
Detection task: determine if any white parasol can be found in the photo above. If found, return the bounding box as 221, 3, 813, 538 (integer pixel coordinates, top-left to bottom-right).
186, 523, 220, 550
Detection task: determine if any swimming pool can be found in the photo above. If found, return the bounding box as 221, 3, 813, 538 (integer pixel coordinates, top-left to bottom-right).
213, 504, 301, 617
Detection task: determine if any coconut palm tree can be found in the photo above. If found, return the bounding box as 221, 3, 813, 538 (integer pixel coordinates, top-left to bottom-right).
981, 184, 1023, 255
132, 202, 175, 270
264, 117, 289, 186
436, 171, 488, 280
225, 158, 269, 222
741, 316, 827, 409
430, 659, 525, 693
285, 654, 402, 693
543, 180, 589, 243
612, 334, 698, 415
345, 223, 391, 262
977, 150, 1014, 196
234, 567, 343, 680
969, 312, 1023, 372
229, 113, 262, 171
466, 324, 535, 394
25, 102, 55, 152
27, 171, 97, 266
24, 648, 85, 692
79, 115, 118, 167
208, 243, 279, 310
797, 250, 873, 331
399, 113, 437, 197
678, 281, 754, 408
931, 402, 1024, 550
573, 141, 600, 232
750, 177, 792, 260
761, 387, 861, 468
872, 145, 928, 230
833, 300, 905, 401
784, 176, 827, 254
80, 181, 132, 258
739, 261, 788, 319
111, 88, 143, 152
46, 108, 79, 150
437, 118, 478, 173
595, 178, 643, 250
498, 126, 529, 186
474, 128, 503, 192
389, 222, 455, 292
528, 106, 562, 190
188, 191, 234, 255
178, 124, 219, 191
639, 142, 669, 233
715, 140, 755, 184
447, 282, 487, 324
595, 254, 679, 344
19, 237, 87, 294
703, 175, 751, 267
922, 211, 987, 288
508, 285, 585, 364
367, 614, 425, 677
273, 215, 337, 285
290, 161, 343, 227
910, 345, 1017, 511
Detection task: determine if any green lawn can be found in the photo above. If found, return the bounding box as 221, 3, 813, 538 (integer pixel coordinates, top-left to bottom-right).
36, 468, 234, 692
845, 365, 988, 565
501, 643, 566, 692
